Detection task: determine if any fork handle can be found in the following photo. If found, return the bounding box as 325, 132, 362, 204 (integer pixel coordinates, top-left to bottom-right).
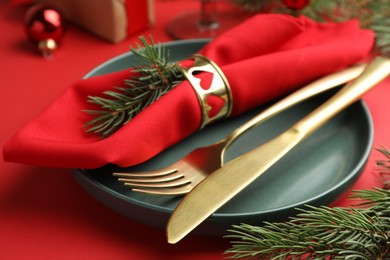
221, 63, 366, 155
293, 56, 390, 138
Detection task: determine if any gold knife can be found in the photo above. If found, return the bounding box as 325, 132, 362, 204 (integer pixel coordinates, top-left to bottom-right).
166, 56, 390, 244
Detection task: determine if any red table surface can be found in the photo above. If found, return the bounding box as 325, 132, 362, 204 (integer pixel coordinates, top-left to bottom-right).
1, 0, 389, 259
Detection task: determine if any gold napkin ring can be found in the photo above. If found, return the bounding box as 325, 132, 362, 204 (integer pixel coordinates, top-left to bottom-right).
181, 54, 233, 129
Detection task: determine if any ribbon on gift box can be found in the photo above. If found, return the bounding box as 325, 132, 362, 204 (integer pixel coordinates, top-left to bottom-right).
3, 14, 374, 169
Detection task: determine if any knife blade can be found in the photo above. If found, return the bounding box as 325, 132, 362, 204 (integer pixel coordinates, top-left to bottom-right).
166, 56, 390, 244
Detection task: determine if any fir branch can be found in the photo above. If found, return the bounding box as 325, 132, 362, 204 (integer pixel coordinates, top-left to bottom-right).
225, 189, 390, 259
300, 0, 390, 57
84, 36, 184, 138
232, 0, 390, 56
375, 146, 390, 188
225, 148, 390, 259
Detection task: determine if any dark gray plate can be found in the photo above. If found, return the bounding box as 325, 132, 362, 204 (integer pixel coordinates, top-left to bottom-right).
72, 39, 373, 236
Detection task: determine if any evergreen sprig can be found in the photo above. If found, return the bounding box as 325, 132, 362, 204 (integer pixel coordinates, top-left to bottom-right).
224, 148, 390, 259
232, 0, 390, 57
84, 36, 184, 138
225, 188, 390, 259
376, 146, 390, 188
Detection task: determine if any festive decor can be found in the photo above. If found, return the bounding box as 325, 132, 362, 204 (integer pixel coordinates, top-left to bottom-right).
24, 4, 66, 58
82, 1, 390, 139
377, 146, 390, 188
225, 188, 390, 259
180, 54, 233, 129
84, 36, 184, 138
83, 14, 373, 139
232, 0, 390, 56
224, 147, 390, 259
34, 0, 154, 43
4, 14, 373, 169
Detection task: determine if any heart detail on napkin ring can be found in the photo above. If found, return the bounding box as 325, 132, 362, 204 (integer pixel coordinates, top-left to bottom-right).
181, 54, 233, 129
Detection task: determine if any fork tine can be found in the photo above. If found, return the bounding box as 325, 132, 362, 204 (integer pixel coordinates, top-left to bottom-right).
117, 173, 184, 183
113, 168, 177, 178
123, 177, 191, 188
133, 185, 193, 196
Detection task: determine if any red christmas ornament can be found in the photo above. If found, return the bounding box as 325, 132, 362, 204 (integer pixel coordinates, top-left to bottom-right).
24, 4, 66, 58
283, 0, 310, 10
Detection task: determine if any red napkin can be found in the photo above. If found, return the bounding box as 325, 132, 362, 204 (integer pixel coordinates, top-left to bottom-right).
3, 14, 374, 169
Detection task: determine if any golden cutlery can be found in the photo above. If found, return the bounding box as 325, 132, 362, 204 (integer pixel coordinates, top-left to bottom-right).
113, 64, 366, 195
166, 56, 390, 244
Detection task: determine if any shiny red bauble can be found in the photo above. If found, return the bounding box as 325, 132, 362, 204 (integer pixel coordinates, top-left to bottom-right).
283, 0, 310, 10
24, 4, 66, 58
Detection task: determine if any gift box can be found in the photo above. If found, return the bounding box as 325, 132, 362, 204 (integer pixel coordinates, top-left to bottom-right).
34, 0, 154, 43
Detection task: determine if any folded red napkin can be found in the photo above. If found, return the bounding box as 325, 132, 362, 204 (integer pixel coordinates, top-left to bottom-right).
3, 14, 374, 169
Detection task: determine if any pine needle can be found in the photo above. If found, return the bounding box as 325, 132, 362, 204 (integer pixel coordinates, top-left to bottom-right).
83, 35, 185, 138
233, 0, 390, 57
225, 148, 390, 259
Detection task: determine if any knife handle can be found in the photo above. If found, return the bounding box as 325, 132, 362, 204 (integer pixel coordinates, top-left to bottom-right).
221, 63, 366, 153
293, 56, 390, 137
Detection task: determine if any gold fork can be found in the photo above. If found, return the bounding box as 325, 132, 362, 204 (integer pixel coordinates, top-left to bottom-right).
113, 64, 365, 195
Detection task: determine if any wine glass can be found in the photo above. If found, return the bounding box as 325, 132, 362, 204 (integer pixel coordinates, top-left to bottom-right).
167, 0, 250, 39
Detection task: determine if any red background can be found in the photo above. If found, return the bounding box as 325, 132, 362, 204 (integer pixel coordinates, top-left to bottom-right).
1, 0, 389, 259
